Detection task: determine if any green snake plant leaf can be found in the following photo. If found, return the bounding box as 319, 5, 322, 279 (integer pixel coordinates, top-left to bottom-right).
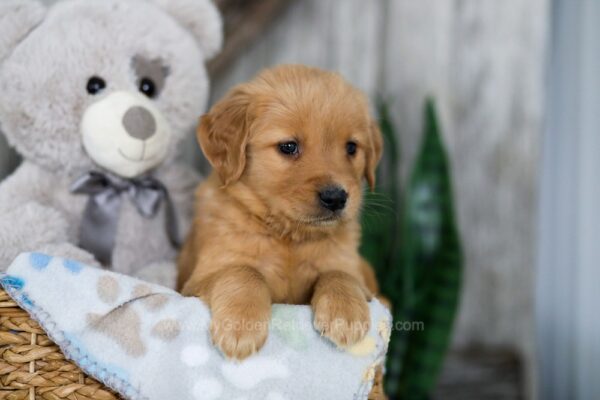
387, 98, 463, 399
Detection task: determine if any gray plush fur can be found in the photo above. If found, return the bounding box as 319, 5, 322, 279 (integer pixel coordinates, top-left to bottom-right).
0, 0, 223, 287
0, 0, 46, 63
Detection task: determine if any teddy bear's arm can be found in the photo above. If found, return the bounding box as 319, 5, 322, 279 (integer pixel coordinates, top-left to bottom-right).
0, 201, 99, 270
0, 162, 99, 269
0, 162, 54, 213
132, 260, 177, 288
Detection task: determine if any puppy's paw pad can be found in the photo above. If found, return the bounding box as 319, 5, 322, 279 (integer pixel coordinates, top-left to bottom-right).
132, 284, 152, 298
87, 307, 146, 357
91, 278, 180, 356
132, 284, 170, 311
97, 275, 120, 304
151, 319, 181, 341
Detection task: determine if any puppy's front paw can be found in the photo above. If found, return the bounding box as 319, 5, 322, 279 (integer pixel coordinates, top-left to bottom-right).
313, 293, 370, 348
210, 305, 270, 361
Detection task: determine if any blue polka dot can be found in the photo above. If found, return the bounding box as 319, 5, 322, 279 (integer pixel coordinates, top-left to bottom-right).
29, 253, 52, 270
0, 275, 25, 290
63, 259, 83, 274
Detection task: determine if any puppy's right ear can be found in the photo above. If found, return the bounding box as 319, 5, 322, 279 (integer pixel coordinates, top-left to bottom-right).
365, 119, 383, 191
0, 1, 46, 64
197, 87, 251, 186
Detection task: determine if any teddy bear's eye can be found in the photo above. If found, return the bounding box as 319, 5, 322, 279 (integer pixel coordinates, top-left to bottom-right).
86, 77, 106, 95
139, 77, 157, 98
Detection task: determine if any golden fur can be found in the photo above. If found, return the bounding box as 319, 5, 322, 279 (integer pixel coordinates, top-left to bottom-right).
178, 65, 383, 360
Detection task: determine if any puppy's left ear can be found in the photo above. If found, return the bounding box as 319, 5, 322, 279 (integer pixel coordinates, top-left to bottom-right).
365, 119, 383, 191
197, 87, 251, 186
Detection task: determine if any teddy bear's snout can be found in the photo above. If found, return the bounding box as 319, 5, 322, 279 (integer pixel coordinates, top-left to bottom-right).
81, 91, 171, 178
122, 106, 156, 141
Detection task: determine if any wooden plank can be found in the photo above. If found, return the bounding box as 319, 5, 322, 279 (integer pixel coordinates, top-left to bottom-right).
208, 0, 295, 78
380, 0, 454, 174
210, 0, 385, 101
381, 7, 546, 396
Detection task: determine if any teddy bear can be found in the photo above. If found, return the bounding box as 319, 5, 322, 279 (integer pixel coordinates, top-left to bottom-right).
0, 0, 223, 288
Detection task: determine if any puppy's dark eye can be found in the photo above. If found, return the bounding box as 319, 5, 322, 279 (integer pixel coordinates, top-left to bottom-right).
346, 141, 357, 156
279, 141, 299, 156
139, 77, 157, 98
86, 76, 106, 95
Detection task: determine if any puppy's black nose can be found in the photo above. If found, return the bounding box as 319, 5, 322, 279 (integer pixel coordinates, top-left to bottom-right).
318, 186, 348, 212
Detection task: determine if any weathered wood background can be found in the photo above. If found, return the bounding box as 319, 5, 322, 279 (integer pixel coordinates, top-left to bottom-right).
1, 0, 548, 395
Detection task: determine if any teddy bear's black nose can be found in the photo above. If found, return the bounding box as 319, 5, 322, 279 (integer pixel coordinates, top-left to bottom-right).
122, 106, 156, 140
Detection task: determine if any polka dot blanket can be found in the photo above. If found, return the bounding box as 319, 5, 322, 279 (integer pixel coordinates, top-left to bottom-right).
1, 253, 392, 400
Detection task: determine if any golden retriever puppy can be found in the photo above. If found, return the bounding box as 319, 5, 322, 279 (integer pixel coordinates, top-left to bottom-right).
178, 65, 383, 360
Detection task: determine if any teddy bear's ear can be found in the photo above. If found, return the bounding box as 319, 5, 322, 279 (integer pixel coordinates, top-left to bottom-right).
152, 0, 223, 60
0, 0, 46, 64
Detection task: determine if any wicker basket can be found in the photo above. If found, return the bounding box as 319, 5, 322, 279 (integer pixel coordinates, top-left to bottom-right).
0, 288, 386, 400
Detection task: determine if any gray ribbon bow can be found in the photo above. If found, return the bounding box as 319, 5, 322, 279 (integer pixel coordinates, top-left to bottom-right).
71, 171, 180, 267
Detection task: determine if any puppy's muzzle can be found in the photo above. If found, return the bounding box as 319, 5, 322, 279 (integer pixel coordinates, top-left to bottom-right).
318, 186, 348, 212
